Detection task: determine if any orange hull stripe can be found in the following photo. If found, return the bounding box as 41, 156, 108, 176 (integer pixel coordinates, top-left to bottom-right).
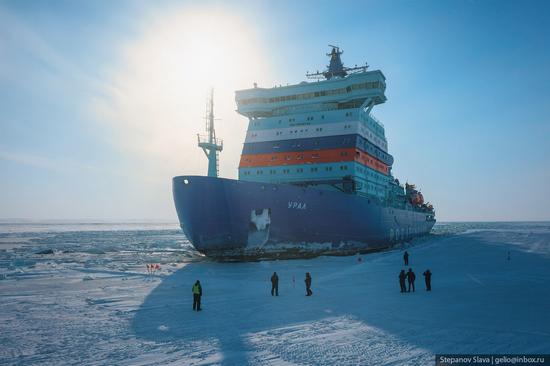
239, 148, 389, 175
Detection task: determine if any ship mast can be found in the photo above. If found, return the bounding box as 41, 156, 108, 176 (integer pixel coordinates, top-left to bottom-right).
197, 88, 223, 177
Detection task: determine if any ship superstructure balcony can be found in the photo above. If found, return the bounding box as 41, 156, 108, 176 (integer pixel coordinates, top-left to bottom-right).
235, 70, 387, 118
246, 108, 386, 139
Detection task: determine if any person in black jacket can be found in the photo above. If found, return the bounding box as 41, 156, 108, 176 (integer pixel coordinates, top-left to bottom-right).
271, 272, 279, 296
403, 251, 409, 266
192, 280, 202, 311
423, 269, 432, 291
399, 270, 407, 293
305, 272, 313, 296
406, 268, 416, 292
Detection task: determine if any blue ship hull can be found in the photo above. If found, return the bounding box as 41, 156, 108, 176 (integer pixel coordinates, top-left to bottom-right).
173, 175, 435, 259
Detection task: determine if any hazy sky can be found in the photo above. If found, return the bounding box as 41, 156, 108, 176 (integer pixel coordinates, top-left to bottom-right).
1, 0, 549, 221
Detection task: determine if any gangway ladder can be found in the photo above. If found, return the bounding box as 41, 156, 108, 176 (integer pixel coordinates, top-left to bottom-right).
197, 88, 223, 177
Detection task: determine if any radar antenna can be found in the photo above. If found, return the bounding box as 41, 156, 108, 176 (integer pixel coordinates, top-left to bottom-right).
197, 88, 223, 177
306, 45, 369, 80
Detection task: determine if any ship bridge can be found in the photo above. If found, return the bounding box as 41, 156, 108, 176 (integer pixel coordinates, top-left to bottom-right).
235, 70, 386, 118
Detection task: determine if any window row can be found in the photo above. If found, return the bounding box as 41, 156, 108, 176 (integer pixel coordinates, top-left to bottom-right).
241, 164, 386, 177
241, 165, 351, 175
238, 81, 383, 106
254, 112, 347, 128
246, 137, 354, 152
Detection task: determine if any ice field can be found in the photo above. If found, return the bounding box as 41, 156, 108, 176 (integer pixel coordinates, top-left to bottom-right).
1, 222, 549, 365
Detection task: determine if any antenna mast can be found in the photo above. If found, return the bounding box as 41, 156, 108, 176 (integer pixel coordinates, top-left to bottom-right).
197, 88, 223, 177
306, 45, 369, 80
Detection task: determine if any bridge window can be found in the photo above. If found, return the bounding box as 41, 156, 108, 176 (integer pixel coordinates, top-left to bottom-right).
238, 80, 382, 106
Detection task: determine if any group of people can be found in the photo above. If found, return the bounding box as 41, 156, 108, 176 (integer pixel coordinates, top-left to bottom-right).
146, 263, 161, 275
271, 271, 312, 297
399, 251, 432, 292
189, 252, 433, 312
190, 272, 313, 311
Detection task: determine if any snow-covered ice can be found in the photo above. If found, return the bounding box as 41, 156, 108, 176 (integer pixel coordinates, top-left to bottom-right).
1, 222, 549, 365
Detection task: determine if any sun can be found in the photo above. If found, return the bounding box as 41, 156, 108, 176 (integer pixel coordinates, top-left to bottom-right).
133, 9, 265, 92
98, 7, 272, 179
180, 23, 248, 88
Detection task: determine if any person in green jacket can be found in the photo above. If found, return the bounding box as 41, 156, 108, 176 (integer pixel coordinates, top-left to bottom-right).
192, 280, 202, 311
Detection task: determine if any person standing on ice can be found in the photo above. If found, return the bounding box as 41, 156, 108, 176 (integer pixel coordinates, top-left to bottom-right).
192, 280, 202, 311
403, 251, 409, 266
305, 272, 313, 296
406, 268, 416, 292
423, 269, 432, 291
399, 270, 407, 293
271, 272, 279, 296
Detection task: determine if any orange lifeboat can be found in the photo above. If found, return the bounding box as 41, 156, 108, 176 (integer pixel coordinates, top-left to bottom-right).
410, 192, 424, 205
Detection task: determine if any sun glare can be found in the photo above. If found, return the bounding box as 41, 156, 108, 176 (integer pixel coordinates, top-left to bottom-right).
168, 11, 262, 88
98, 7, 271, 180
